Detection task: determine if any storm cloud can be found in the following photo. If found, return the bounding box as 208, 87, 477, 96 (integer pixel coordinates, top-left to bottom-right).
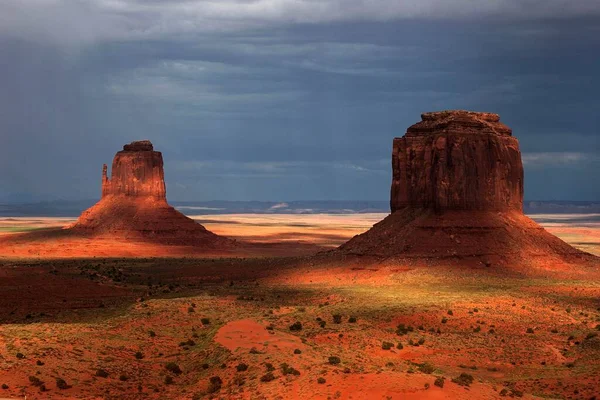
0, 1, 599, 202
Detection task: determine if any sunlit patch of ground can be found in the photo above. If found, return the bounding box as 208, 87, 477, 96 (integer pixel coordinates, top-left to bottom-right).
0, 259, 598, 399
1, 213, 598, 256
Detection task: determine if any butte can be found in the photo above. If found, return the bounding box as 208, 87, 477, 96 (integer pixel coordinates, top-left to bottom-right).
67, 140, 230, 247
337, 110, 598, 269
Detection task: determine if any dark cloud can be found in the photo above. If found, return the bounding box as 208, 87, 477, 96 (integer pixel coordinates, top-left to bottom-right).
0, 2, 598, 202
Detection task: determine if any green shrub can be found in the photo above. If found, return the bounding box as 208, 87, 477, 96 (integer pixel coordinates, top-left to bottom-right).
441, 317, 448, 324
382, 341, 394, 350
396, 342, 403, 350
119, 375, 128, 381
236, 363, 248, 372
164, 376, 174, 385
328, 356, 341, 365
201, 318, 210, 325
289, 321, 303, 331
207, 376, 222, 393
36, 360, 44, 366
135, 351, 144, 359
447, 310, 453, 316
281, 363, 300, 376
95, 369, 109, 378
16, 353, 25, 359
526, 328, 534, 334
1, 384, 8, 390
333, 314, 342, 324
148, 330, 156, 337
56, 378, 69, 390
396, 324, 414, 336
348, 316, 357, 323
418, 363, 435, 374
29, 376, 43, 386
452, 373, 474, 387
434, 376, 445, 388
165, 362, 182, 374
260, 372, 276, 382
317, 377, 326, 384
294, 349, 302, 354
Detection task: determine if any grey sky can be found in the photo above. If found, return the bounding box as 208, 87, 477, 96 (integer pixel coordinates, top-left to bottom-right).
0, 1, 599, 202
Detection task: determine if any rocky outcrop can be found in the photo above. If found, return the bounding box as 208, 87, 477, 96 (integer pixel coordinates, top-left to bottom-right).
391, 111, 523, 212
339, 110, 597, 269
68, 141, 231, 247
101, 140, 166, 199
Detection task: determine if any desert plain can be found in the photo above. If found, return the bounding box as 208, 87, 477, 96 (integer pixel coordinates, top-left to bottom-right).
0, 212, 599, 400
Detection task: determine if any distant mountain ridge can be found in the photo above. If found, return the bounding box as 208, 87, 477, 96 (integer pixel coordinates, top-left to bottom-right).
0, 200, 599, 217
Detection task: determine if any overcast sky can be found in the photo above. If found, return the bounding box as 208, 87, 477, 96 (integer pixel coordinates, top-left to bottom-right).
0, 0, 599, 202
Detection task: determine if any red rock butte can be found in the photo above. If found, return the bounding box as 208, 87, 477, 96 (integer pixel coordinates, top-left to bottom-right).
339, 110, 597, 268
68, 140, 230, 246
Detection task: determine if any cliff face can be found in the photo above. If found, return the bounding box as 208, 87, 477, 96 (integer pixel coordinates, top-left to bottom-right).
101, 140, 166, 200
390, 111, 523, 212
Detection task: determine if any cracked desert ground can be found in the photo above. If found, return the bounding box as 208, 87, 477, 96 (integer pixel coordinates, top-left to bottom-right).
0, 213, 599, 399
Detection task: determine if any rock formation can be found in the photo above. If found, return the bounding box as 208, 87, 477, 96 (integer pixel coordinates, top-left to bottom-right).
339, 110, 596, 268
68, 141, 230, 246
391, 111, 523, 212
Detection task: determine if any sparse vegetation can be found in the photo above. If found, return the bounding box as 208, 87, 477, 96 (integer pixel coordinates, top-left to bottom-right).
165, 362, 182, 375
328, 356, 341, 365
95, 369, 109, 378
382, 341, 394, 350
434, 376, 445, 388
333, 314, 342, 324
236, 363, 249, 372
56, 378, 69, 390
317, 377, 326, 384
207, 376, 222, 393
289, 321, 303, 331
452, 373, 474, 387
260, 372, 276, 382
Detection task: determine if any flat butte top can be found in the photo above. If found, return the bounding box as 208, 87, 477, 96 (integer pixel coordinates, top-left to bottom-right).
405, 110, 513, 137
122, 140, 154, 152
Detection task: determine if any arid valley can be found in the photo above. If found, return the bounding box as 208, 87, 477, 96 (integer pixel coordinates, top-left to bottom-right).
0, 211, 599, 399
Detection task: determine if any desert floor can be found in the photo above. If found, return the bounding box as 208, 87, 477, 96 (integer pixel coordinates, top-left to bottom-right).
0, 213, 598, 399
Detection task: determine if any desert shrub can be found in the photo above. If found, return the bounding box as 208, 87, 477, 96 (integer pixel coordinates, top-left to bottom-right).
441, 317, 448, 324
281, 363, 300, 376
165, 362, 182, 374
119, 375, 128, 381
202, 363, 210, 369
418, 363, 435, 374
319, 320, 326, 328
260, 372, 276, 382
550, 328, 558, 333
29, 376, 43, 386
348, 316, 357, 323
434, 376, 445, 388
135, 351, 144, 359
164, 376, 174, 385
396, 342, 403, 350
265, 362, 275, 372
294, 349, 302, 354
382, 341, 394, 350
201, 317, 210, 325
395, 324, 414, 336
418, 338, 425, 345
1, 384, 8, 390
333, 314, 342, 324
179, 339, 196, 347
249, 347, 262, 354
188, 307, 195, 313
56, 378, 69, 390
39, 384, 47, 392
526, 328, 534, 334
36, 360, 44, 366
447, 310, 453, 315
236, 363, 248, 372
585, 332, 598, 340
16, 353, 25, 359
473, 326, 481, 333
148, 330, 156, 337
328, 356, 341, 365
452, 373, 474, 387
289, 321, 303, 331
473, 308, 479, 313
207, 376, 222, 393
317, 377, 326, 384
95, 369, 109, 378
